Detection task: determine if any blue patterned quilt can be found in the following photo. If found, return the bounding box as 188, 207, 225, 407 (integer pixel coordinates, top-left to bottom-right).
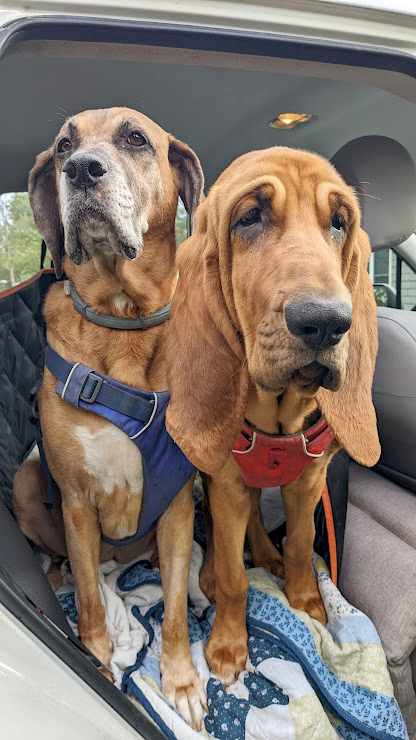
56, 510, 407, 740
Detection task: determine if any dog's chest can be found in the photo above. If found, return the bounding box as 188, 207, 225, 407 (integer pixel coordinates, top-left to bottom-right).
75, 424, 143, 496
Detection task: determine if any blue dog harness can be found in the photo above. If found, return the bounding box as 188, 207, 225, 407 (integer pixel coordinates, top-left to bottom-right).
37, 344, 194, 545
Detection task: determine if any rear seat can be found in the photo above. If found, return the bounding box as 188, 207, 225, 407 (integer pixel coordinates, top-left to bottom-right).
332, 137, 416, 739
340, 309, 416, 740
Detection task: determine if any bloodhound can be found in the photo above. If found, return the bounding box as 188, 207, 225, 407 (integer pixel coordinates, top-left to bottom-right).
16, 108, 207, 727
165, 147, 380, 685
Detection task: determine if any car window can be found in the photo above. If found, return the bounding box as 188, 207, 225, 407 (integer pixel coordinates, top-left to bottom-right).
0, 192, 42, 289
175, 199, 189, 248
370, 247, 416, 310
400, 258, 416, 311
0, 193, 189, 290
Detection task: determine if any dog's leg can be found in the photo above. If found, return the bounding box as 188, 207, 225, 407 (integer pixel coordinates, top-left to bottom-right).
246, 487, 285, 579
201, 486, 284, 601
12, 456, 68, 558
157, 478, 207, 730
62, 499, 112, 670
47, 556, 65, 590
204, 458, 251, 686
281, 461, 328, 624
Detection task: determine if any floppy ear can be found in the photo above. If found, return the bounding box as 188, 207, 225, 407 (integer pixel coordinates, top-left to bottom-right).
165, 202, 249, 473
317, 227, 381, 466
28, 148, 64, 278
168, 137, 204, 229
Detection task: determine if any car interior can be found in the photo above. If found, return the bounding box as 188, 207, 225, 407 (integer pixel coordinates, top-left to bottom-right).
0, 19, 415, 739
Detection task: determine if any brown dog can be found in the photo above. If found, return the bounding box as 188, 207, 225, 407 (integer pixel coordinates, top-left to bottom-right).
21, 108, 206, 727
165, 147, 380, 685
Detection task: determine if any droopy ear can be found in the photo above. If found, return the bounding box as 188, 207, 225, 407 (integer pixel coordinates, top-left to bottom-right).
168, 137, 204, 229
165, 202, 249, 473
317, 227, 381, 466
28, 148, 64, 278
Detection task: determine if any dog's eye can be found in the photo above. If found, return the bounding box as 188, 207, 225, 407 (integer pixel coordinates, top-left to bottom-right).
239, 207, 262, 227
128, 132, 147, 147
57, 138, 72, 153
330, 213, 345, 243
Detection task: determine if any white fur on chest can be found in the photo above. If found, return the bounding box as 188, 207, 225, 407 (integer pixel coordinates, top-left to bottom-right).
112, 291, 135, 312
75, 424, 143, 495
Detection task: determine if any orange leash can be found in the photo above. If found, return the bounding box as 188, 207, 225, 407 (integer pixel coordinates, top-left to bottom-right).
321, 482, 338, 586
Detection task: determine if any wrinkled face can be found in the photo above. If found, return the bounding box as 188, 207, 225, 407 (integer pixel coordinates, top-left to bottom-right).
52, 108, 177, 264
223, 150, 360, 396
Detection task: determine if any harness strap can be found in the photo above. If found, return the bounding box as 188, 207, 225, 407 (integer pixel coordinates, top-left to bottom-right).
45, 345, 154, 425
36, 422, 54, 510
67, 281, 171, 330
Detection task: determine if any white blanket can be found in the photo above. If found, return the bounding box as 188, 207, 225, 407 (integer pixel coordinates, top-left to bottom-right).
56, 536, 407, 740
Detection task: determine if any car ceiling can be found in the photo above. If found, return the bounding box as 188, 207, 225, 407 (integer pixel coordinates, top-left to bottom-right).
0, 39, 415, 194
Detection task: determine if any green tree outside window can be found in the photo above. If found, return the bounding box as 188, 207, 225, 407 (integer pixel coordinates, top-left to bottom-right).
0, 193, 190, 292
0, 193, 42, 289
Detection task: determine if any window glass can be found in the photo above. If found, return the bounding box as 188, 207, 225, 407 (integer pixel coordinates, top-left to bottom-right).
400, 260, 416, 311
373, 250, 390, 285
370, 247, 416, 310
0, 193, 190, 291
175, 199, 189, 247
0, 192, 42, 290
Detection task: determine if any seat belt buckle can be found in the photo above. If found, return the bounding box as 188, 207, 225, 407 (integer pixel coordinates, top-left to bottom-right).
80, 373, 103, 404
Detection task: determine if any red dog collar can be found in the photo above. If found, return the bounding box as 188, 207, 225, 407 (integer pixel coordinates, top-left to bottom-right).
232, 416, 335, 488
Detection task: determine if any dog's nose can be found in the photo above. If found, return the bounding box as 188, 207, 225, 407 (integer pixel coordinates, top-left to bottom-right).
285, 298, 352, 350
63, 153, 107, 190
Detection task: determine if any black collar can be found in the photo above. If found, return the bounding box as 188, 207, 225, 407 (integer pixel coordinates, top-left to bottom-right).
64, 280, 171, 330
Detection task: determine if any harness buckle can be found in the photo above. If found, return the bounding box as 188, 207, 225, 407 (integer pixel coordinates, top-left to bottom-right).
80, 373, 103, 404
301, 433, 324, 459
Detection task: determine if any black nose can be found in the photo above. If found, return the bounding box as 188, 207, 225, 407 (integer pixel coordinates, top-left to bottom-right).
63, 153, 107, 190
285, 298, 352, 350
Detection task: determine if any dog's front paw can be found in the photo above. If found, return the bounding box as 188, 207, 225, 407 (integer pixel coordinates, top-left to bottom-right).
161, 659, 207, 730
286, 586, 327, 625
98, 665, 113, 681
82, 629, 113, 676
260, 553, 285, 580
205, 623, 248, 686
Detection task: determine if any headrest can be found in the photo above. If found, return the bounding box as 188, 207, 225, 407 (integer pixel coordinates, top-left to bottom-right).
331, 136, 416, 252
373, 308, 416, 493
